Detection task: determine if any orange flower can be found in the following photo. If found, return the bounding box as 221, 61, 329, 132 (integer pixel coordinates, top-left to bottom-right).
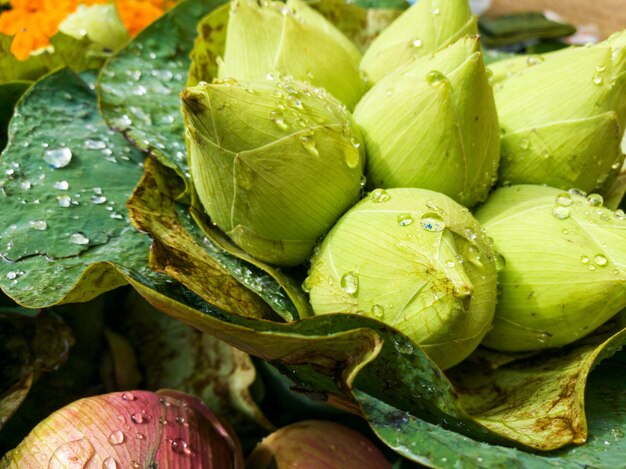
0, 0, 175, 60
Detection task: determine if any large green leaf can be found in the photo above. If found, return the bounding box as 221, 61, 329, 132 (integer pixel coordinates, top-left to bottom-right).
0, 68, 150, 307
97, 0, 228, 180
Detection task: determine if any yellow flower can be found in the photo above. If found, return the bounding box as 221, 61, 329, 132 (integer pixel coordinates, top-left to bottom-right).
0, 0, 176, 60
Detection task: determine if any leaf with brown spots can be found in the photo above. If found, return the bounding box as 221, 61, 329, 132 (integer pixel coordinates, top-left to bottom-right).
188, 3, 230, 86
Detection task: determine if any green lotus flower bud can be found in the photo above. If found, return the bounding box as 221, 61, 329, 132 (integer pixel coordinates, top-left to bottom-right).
360, 0, 477, 84
181, 77, 365, 267
494, 31, 626, 194
218, 0, 364, 109
305, 188, 497, 370
58, 4, 130, 51
247, 420, 391, 468
1, 389, 244, 468
354, 36, 499, 208
475, 185, 626, 352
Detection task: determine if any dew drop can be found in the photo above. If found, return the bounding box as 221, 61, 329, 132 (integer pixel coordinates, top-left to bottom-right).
29, 220, 47, 231
592, 74, 603, 85
131, 413, 144, 424
432, 7, 440, 14
495, 253, 506, 271
397, 213, 414, 226
615, 209, 625, 220
108, 430, 125, 446
519, 138, 530, 150
587, 193, 604, 207
269, 110, 288, 130
84, 139, 106, 150
340, 272, 358, 295
425, 70, 446, 85
103, 457, 118, 469
43, 147, 73, 169
593, 254, 608, 267
58, 195, 72, 207
555, 192, 573, 206
580, 255, 590, 264
552, 206, 570, 220
369, 188, 390, 203
411, 38, 422, 48
171, 437, 190, 454
300, 134, 319, 156
49, 438, 95, 469
20, 181, 31, 190
54, 180, 69, 190
419, 213, 445, 232
371, 304, 384, 319
122, 391, 136, 401
91, 195, 107, 204
464, 244, 482, 267
69, 233, 89, 245
393, 338, 413, 355
6, 271, 17, 280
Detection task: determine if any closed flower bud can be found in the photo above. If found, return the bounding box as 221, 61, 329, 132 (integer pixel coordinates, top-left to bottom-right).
494, 31, 626, 193
1, 390, 244, 468
354, 36, 500, 208
58, 4, 130, 51
305, 188, 497, 370
475, 185, 626, 352
218, 0, 364, 109
360, 0, 477, 84
181, 77, 365, 267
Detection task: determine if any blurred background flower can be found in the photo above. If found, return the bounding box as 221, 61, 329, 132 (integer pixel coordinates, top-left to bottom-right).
0, 0, 177, 60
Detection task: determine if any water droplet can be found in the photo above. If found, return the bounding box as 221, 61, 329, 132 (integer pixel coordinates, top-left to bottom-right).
131, 413, 145, 424
432, 7, 440, 14
349, 136, 361, 149
371, 304, 384, 319
54, 180, 69, 190
91, 195, 107, 204
49, 438, 95, 469
69, 233, 89, 245
340, 272, 358, 295
111, 114, 132, 131
385, 88, 394, 96
175, 416, 186, 425
411, 38, 422, 48
464, 244, 482, 267
611, 428, 624, 440
26, 219, 48, 232
43, 147, 72, 169
519, 138, 530, 150
580, 255, 590, 264
269, 110, 287, 130
592, 74, 603, 85
568, 188, 586, 198
122, 391, 136, 401
6, 271, 17, 280
171, 437, 190, 454
84, 139, 106, 150
555, 193, 573, 206
593, 254, 608, 266
300, 134, 319, 156
552, 206, 570, 220
393, 338, 413, 355
495, 253, 506, 271
397, 214, 414, 226
20, 180, 31, 190
136, 432, 144, 439
419, 213, 445, 232
425, 70, 446, 85
587, 193, 604, 207
58, 195, 72, 207
108, 430, 125, 445
369, 188, 390, 203
615, 209, 625, 220
103, 457, 118, 469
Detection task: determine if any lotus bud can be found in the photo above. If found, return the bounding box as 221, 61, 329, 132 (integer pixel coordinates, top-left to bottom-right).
246, 420, 391, 469
360, 0, 477, 84
354, 36, 500, 208
218, 0, 364, 109
181, 77, 365, 267
1, 389, 244, 468
305, 188, 497, 370
475, 185, 626, 352
58, 4, 130, 51
494, 31, 626, 194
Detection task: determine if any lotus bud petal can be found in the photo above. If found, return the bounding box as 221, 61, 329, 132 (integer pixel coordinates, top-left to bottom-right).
475, 185, 626, 352
494, 32, 626, 194
360, 0, 477, 84
181, 77, 365, 267
305, 188, 497, 370
354, 36, 500, 208
246, 420, 391, 469
58, 4, 130, 51
1, 389, 244, 468
218, 0, 364, 109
